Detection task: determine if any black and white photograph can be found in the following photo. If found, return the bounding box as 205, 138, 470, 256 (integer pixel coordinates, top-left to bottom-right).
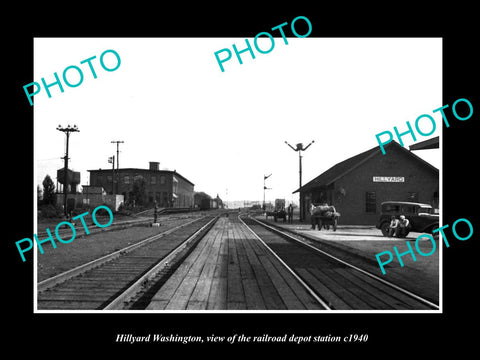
33, 37, 442, 312
7, 5, 478, 354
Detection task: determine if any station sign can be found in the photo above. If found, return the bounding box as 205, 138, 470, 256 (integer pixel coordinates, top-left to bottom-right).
372, 176, 405, 183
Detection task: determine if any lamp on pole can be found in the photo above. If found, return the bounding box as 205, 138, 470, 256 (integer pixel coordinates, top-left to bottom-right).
285, 140, 314, 221
57, 124, 80, 217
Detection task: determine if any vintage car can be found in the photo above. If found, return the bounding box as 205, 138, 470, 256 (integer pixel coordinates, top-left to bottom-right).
376, 201, 439, 237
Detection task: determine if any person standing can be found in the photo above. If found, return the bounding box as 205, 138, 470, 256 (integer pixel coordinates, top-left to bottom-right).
310, 203, 317, 229
287, 204, 293, 223
153, 201, 158, 224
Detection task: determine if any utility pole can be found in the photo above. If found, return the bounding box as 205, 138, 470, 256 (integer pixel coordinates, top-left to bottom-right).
111, 140, 124, 194
285, 140, 314, 221
108, 155, 115, 195
57, 124, 80, 216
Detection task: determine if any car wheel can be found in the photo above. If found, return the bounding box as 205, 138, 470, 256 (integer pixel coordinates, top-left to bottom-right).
380, 222, 390, 236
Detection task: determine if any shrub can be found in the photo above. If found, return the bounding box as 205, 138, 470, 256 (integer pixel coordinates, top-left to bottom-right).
39, 204, 62, 218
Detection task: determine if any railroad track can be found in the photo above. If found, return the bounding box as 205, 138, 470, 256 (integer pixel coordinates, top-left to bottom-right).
37, 215, 219, 310
36, 212, 204, 240
240, 216, 439, 311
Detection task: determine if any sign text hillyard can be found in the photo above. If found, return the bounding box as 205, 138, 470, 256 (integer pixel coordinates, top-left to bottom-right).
372, 176, 405, 183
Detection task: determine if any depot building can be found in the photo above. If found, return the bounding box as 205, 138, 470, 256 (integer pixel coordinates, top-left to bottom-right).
294, 141, 439, 225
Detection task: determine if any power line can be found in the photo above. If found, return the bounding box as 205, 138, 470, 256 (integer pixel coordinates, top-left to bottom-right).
57, 124, 80, 216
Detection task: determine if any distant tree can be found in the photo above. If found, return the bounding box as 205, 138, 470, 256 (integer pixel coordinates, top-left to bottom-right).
42, 175, 56, 205
132, 176, 147, 206
37, 184, 42, 203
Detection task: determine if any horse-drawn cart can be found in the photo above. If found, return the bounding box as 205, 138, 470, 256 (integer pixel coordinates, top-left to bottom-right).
310, 204, 340, 231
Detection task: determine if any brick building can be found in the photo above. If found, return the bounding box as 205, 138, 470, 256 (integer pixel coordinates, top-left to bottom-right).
294, 141, 439, 225
88, 162, 194, 208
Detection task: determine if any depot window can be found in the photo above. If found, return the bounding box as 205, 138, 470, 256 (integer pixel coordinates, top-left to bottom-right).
365, 191, 376, 213
407, 192, 419, 202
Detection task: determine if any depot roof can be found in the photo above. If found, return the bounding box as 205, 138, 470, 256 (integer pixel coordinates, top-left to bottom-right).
88, 168, 195, 186
293, 141, 438, 194
409, 136, 439, 150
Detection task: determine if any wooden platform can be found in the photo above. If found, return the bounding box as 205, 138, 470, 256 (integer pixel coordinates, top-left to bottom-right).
146, 216, 323, 310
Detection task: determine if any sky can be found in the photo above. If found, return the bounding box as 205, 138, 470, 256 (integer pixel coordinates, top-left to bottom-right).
34, 37, 442, 205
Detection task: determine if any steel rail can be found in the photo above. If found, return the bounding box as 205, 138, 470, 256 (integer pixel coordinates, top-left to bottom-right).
37, 216, 208, 293
249, 216, 440, 310
103, 216, 219, 310
238, 215, 332, 310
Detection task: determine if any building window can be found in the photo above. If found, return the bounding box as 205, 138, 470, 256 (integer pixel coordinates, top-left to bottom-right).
124, 175, 130, 184
160, 175, 166, 185
383, 203, 400, 213
407, 192, 418, 202
365, 191, 376, 213
402, 204, 416, 215
151, 175, 156, 184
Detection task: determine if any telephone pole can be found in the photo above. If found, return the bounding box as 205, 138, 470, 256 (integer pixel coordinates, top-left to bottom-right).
111, 140, 124, 194
57, 124, 80, 216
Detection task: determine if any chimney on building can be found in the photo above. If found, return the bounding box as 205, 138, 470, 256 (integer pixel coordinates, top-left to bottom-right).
149, 161, 159, 171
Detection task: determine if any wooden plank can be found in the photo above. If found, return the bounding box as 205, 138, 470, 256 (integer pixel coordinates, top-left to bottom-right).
309, 268, 372, 309
227, 302, 247, 310
238, 225, 307, 310
240, 235, 286, 310
266, 257, 325, 310
145, 299, 169, 310
333, 268, 393, 310
207, 222, 228, 310
186, 300, 207, 310
234, 226, 255, 280
296, 268, 351, 310
148, 220, 220, 304
188, 225, 224, 306
164, 275, 199, 310
335, 267, 431, 310
256, 253, 306, 310
37, 300, 105, 310
213, 227, 228, 278
165, 225, 222, 310
242, 278, 267, 310
206, 276, 227, 310
226, 234, 246, 307
329, 268, 389, 310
